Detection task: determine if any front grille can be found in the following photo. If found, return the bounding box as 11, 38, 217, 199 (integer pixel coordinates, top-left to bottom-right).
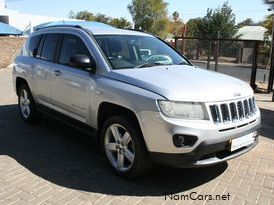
209, 97, 257, 124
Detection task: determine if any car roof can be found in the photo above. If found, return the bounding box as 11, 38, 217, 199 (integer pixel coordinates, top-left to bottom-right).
35, 20, 151, 37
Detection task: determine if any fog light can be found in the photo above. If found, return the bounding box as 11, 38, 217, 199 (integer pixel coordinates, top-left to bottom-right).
173, 134, 198, 147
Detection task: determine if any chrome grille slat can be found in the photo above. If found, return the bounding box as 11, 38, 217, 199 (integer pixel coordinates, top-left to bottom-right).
235, 102, 240, 120
227, 103, 233, 122
218, 104, 223, 122
209, 97, 257, 124
252, 97, 256, 111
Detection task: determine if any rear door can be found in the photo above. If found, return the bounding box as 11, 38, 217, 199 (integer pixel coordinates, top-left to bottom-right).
49, 33, 96, 123
34, 33, 60, 103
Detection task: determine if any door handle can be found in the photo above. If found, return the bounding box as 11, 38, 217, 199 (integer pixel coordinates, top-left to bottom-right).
53, 70, 62, 76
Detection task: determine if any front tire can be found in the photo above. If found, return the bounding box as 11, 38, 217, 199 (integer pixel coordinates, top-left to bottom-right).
101, 115, 152, 179
18, 84, 39, 123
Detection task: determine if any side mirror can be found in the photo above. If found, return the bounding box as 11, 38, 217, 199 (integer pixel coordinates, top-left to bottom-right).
69, 54, 96, 72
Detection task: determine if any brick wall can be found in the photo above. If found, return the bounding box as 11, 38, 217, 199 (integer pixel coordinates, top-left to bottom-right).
0, 37, 27, 68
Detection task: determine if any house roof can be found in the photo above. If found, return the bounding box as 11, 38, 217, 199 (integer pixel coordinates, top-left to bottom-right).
0, 22, 22, 35
237, 26, 267, 41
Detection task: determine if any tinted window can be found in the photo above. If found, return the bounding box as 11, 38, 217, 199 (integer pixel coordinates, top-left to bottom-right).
29, 35, 42, 57
36, 35, 45, 58
40, 34, 59, 62
59, 34, 90, 66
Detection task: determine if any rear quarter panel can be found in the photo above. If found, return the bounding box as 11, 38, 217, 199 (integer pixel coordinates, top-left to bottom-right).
13, 55, 38, 101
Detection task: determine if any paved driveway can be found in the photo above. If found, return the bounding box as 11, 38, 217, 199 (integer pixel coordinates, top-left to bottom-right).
0, 68, 273, 205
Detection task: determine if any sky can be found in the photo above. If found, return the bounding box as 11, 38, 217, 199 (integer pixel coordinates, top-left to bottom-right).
4, 0, 272, 24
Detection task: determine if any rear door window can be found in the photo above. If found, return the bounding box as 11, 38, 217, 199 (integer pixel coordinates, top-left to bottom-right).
40, 34, 59, 62
29, 35, 42, 57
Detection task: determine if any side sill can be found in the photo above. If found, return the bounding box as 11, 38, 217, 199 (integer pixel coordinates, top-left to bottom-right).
37, 103, 98, 139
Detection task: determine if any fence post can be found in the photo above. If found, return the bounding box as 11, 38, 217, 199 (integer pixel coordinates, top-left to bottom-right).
174, 37, 178, 50
207, 41, 211, 70
268, 14, 274, 93
181, 34, 185, 54
214, 31, 220, 72
196, 41, 199, 60
250, 41, 259, 91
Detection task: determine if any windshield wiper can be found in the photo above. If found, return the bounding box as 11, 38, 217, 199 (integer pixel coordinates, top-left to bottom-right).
135, 62, 169, 68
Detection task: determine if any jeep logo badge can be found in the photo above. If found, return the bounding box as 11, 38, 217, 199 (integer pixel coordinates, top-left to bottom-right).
233, 93, 241, 97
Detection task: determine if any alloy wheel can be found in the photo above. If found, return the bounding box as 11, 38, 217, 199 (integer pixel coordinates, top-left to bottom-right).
104, 124, 135, 172
19, 89, 31, 119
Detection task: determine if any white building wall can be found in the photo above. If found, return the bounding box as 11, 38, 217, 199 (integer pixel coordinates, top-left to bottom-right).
0, 0, 76, 33
0, 0, 4, 10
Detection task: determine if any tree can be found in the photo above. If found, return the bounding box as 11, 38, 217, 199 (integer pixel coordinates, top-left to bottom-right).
263, 14, 273, 37
168, 11, 184, 36
187, 2, 237, 39
237, 18, 255, 28
69, 10, 94, 21
128, 0, 169, 37
168, 20, 184, 36
172, 11, 179, 22
186, 2, 238, 61
69, 11, 110, 22
186, 18, 203, 37
94, 13, 111, 24
69, 11, 132, 29
110, 17, 132, 29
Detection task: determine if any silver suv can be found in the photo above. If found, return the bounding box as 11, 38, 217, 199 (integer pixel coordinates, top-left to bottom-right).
13, 21, 261, 178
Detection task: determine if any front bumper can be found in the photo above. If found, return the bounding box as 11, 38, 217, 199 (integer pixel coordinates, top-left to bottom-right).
150, 126, 259, 167
137, 109, 261, 167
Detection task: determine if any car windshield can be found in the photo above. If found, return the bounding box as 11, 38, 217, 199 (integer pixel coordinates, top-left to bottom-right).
94, 35, 189, 69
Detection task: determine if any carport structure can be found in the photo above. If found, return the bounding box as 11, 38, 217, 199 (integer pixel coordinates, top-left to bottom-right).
0, 22, 22, 36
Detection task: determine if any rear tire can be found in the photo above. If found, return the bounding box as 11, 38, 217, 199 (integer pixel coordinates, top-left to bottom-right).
101, 115, 152, 179
18, 84, 39, 123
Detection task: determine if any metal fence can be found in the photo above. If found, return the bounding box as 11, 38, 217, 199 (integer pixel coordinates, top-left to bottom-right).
172, 36, 272, 93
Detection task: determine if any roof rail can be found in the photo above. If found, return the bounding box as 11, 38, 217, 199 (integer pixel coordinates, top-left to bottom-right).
35, 24, 83, 31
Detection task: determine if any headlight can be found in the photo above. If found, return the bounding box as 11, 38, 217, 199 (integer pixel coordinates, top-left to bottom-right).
157, 100, 209, 120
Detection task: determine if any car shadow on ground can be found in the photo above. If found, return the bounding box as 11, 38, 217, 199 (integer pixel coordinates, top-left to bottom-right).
0, 104, 228, 196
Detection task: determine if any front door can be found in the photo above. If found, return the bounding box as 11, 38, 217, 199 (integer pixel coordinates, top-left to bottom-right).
49, 34, 95, 123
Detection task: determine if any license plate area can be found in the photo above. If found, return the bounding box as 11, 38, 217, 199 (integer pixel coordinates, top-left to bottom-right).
229, 132, 255, 152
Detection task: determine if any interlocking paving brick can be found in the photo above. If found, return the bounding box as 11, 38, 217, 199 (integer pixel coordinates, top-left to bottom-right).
0, 68, 273, 205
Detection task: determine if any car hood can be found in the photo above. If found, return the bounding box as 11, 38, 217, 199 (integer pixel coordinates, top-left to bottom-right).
107, 65, 253, 102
